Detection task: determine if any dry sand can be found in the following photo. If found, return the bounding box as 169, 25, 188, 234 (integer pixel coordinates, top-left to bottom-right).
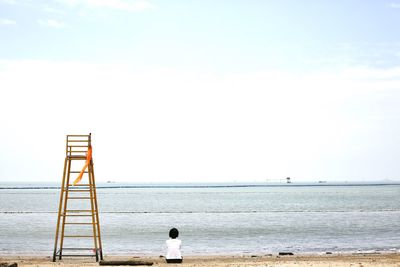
1, 253, 399, 267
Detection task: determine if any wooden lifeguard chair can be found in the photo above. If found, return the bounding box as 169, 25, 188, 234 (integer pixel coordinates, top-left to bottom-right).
52, 134, 103, 262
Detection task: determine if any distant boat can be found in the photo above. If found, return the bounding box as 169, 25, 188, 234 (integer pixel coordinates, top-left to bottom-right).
265, 177, 292, 184
318, 181, 327, 183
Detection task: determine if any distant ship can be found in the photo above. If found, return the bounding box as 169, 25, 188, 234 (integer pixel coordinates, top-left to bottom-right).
265, 177, 291, 184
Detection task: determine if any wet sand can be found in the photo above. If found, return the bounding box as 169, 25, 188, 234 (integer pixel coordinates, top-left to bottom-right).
0, 253, 399, 267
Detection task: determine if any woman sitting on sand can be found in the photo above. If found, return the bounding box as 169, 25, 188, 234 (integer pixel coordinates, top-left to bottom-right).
165, 228, 182, 263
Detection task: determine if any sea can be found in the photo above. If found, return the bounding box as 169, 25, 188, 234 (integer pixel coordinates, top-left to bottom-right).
0, 182, 399, 256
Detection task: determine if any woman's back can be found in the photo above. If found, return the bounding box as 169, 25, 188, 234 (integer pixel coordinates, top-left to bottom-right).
166, 238, 182, 259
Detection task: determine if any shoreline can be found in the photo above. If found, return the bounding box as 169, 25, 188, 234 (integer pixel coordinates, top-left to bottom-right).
1, 250, 399, 258
1, 253, 400, 266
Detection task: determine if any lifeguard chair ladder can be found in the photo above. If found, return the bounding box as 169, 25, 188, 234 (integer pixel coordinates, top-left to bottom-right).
52, 134, 103, 262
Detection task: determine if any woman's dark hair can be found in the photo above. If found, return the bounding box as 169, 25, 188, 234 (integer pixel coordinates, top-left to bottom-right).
169, 228, 179, 239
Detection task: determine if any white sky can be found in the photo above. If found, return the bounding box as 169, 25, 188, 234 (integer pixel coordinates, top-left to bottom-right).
1, 1, 400, 183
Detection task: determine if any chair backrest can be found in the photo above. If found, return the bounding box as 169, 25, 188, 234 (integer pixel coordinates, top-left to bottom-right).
66, 134, 91, 157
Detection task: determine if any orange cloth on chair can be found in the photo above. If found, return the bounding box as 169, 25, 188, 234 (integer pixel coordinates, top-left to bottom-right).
72, 146, 92, 186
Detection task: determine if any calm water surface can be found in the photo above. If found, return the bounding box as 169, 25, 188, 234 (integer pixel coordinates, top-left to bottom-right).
0, 184, 399, 255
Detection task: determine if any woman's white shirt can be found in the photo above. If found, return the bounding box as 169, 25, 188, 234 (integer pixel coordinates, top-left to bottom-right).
166, 238, 182, 259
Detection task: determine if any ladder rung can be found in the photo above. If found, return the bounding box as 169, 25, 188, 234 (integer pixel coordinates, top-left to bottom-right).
68, 145, 89, 147
62, 214, 95, 217
68, 183, 91, 186
65, 223, 95, 225
67, 189, 91, 192
66, 210, 95, 212
67, 140, 89, 142
60, 255, 96, 257
64, 235, 95, 238
69, 171, 89, 173
68, 197, 92, 199
62, 248, 96, 250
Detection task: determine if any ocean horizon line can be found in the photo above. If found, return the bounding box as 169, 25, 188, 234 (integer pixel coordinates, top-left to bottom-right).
0, 181, 399, 190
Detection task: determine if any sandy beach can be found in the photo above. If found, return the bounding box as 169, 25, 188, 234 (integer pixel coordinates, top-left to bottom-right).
1, 253, 399, 267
